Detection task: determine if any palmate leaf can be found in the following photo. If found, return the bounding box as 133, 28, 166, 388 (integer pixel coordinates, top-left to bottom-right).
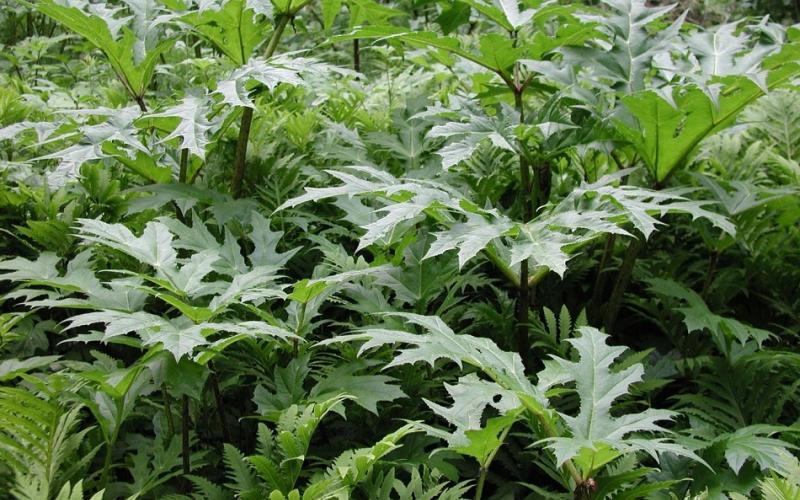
420, 373, 520, 447
32, 107, 168, 187
647, 278, 773, 352
62, 310, 295, 360
279, 166, 733, 278
332, 26, 506, 73
446, 412, 520, 467
309, 360, 407, 415
717, 425, 799, 476
541, 327, 699, 469
676, 21, 788, 108
143, 93, 219, 159
334, 2, 581, 79
215, 55, 350, 108
35, 0, 173, 99
181, 0, 269, 65
319, 312, 543, 403
566, 169, 736, 237
76, 218, 178, 273
249, 212, 300, 268
0, 253, 61, 282
615, 51, 800, 183
427, 106, 517, 170
566, 0, 684, 92
425, 213, 514, 268
2, 254, 149, 313
694, 175, 795, 216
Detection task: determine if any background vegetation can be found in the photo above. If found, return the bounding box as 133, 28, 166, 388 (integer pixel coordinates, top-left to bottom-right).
0, 0, 799, 498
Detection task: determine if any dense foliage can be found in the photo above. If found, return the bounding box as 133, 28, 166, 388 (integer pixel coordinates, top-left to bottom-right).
1, 0, 799, 498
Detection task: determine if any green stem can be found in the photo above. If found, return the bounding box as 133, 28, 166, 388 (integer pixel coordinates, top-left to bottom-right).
513, 85, 532, 367
99, 427, 120, 491
484, 245, 520, 288
353, 38, 360, 72
162, 383, 175, 437
182, 395, 190, 475
701, 249, 719, 300
99, 440, 113, 489
589, 234, 615, 323
527, 266, 549, 288
231, 14, 291, 198
178, 148, 188, 184
475, 468, 487, 500
208, 361, 232, 443
474, 425, 512, 500
603, 236, 643, 333
519, 398, 583, 485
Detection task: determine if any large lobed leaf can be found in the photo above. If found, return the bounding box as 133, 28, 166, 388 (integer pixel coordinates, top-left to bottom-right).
542, 327, 701, 469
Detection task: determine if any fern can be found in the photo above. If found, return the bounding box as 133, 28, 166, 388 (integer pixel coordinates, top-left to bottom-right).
0, 387, 99, 499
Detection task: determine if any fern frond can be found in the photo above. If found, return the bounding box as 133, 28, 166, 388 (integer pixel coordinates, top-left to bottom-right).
0, 387, 94, 499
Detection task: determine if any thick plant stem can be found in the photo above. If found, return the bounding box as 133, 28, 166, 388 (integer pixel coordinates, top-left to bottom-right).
162, 383, 175, 437
231, 106, 254, 199
134, 95, 147, 113
475, 468, 487, 500
208, 362, 232, 443
99, 428, 120, 491
473, 425, 512, 500
99, 439, 113, 490
603, 237, 643, 333
574, 479, 598, 500
178, 148, 188, 184
519, 398, 583, 487
536, 161, 551, 207
484, 245, 520, 288
589, 234, 616, 323
231, 14, 291, 198
182, 395, 190, 475
513, 84, 532, 367
701, 249, 719, 300
353, 39, 360, 72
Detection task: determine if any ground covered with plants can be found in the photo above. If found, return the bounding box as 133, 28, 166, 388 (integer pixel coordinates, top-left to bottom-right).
0, 0, 799, 498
